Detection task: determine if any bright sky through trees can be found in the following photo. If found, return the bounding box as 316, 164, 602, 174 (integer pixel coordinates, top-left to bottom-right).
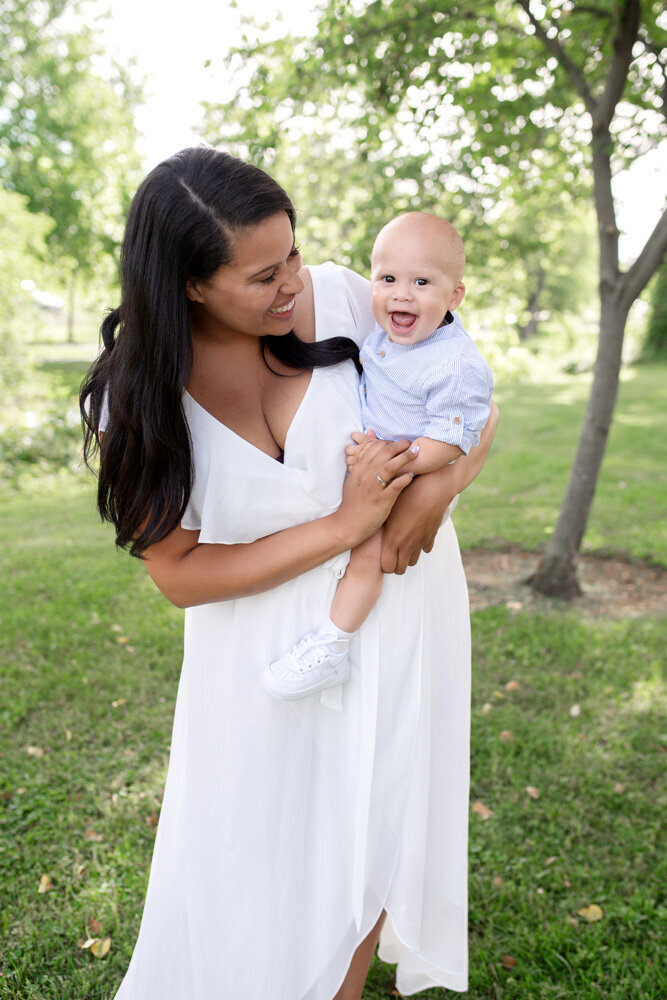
103, 0, 664, 262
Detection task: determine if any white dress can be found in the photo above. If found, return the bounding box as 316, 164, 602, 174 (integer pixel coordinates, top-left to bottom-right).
114, 263, 471, 999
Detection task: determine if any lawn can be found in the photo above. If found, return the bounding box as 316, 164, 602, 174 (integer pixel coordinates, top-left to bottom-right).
0, 356, 665, 998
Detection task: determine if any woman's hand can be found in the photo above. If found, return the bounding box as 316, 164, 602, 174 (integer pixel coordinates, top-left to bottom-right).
334, 436, 417, 548
380, 401, 499, 574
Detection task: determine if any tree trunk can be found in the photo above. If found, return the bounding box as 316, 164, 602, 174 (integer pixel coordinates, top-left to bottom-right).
66, 270, 77, 343
518, 268, 545, 340
529, 292, 628, 596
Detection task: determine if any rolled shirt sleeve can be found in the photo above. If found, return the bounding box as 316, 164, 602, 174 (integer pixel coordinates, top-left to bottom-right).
423, 355, 493, 454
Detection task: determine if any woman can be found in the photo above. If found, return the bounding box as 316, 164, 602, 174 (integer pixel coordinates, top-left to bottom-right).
81, 146, 497, 1000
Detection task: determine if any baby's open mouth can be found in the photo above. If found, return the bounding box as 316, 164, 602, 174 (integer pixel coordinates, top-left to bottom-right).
390, 311, 417, 333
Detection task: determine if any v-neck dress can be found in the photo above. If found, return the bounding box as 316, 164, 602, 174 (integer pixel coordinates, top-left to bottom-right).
113, 262, 471, 999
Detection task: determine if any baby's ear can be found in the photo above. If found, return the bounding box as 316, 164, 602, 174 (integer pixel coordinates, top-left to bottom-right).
450, 282, 466, 311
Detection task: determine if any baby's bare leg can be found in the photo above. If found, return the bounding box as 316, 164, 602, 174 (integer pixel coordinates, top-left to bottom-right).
330, 529, 384, 633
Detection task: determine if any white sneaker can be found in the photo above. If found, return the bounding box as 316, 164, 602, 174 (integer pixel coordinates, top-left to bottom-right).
260, 631, 351, 701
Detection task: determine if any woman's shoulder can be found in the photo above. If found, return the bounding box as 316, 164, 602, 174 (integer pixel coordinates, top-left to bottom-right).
305, 262, 374, 347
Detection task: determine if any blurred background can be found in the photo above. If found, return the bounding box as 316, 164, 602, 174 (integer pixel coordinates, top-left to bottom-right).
1, 2, 665, 998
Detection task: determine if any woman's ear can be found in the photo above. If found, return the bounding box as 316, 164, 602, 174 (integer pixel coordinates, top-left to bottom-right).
186, 278, 204, 303
449, 282, 466, 311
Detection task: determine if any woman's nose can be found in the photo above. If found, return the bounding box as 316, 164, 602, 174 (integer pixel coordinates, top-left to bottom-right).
280, 268, 305, 296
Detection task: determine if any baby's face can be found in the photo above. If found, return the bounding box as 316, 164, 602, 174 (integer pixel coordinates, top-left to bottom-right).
370, 223, 465, 345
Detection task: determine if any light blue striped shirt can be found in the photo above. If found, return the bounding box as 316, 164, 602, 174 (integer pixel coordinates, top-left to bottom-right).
359, 313, 493, 454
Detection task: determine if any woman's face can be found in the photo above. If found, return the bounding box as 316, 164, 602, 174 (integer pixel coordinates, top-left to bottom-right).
186, 211, 304, 340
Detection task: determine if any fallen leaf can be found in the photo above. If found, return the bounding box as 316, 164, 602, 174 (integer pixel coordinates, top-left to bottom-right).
566, 915, 579, 927
546, 856, 558, 866
110, 624, 122, 632
506, 601, 523, 612
492, 690, 506, 700
472, 800, 494, 820
38, 874, 53, 894
111, 698, 127, 708
83, 935, 111, 958
116, 636, 129, 644
481, 703, 493, 715
499, 730, 515, 744
88, 918, 103, 936
505, 680, 520, 691
577, 904, 603, 923
493, 876, 503, 888
65, 728, 72, 742
26, 745, 45, 758
84, 828, 104, 842
614, 783, 625, 794
501, 954, 516, 969
92, 938, 111, 959
145, 813, 158, 828
570, 704, 582, 718
525, 785, 540, 800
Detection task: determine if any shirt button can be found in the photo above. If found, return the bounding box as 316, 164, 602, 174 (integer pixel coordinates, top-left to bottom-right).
453, 416, 461, 425
379, 350, 386, 358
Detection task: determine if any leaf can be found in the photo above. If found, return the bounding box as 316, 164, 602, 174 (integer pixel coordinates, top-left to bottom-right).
65, 728, 72, 742
614, 782, 625, 793
501, 954, 516, 969
577, 904, 603, 923
88, 918, 102, 936
499, 730, 515, 744
472, 800, 494, 820
26, 745, 45, 758
569, 703, 582, 717
38, 874, 53, 893
84, 828, 104, 842
90, 936, 111, 958
116, 636, 129, 644
505, 680, 520, 690
111, 698, 127, 708
145, 813, 158, 828
525, 785, 540, 800
493, 875, 503, 888
481, 702, 493, 714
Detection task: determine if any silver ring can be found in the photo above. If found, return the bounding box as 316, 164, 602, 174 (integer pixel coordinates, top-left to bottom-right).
376, 473, 388, 488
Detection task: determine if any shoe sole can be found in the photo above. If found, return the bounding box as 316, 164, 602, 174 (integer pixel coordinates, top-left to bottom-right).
259, 662, 351, 701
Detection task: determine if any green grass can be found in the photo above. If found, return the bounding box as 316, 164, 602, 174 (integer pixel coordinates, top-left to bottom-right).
455, 362, 667, 566
1, 484, 664, 998
0, 354, 665, 997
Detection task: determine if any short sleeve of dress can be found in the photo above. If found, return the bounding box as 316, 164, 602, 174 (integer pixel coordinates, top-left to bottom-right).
309, 262, 374, 347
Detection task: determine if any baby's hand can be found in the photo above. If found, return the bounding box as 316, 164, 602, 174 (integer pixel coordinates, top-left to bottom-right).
345, 429, 378, 466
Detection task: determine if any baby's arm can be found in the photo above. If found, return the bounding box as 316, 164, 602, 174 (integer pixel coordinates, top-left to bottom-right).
402, 436, 463, 474
346, 434, 462, 476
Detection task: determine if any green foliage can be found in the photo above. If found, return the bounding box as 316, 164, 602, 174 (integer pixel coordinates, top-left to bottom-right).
0, 0, 143, 287
0, 189, 53, 388
642, 260, 667, 358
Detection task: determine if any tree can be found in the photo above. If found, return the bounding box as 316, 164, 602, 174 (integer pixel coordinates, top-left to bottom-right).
0, 188, 53, 389
0, 0, 143, 340
204, 0, 667, 595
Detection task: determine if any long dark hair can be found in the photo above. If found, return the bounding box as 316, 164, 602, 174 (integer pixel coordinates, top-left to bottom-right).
80, 146, 360, 557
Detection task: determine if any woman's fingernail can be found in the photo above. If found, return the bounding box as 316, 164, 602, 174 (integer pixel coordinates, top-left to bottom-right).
410, 445, 420, 454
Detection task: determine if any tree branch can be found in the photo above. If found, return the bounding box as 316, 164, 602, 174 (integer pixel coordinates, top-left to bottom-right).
596, 0, 640, 129
514, 0, 595, 113
618, 205, 667, 314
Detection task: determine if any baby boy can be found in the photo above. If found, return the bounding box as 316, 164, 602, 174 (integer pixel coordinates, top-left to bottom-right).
260, 211, 493, 700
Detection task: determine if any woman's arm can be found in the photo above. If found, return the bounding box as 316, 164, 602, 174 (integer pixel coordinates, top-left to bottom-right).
380, 401, 499, 574
143, 437, 417, 608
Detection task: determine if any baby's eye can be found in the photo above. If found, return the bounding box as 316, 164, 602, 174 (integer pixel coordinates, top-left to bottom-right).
415, 278, 429, 286
382, 275, 395, 284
